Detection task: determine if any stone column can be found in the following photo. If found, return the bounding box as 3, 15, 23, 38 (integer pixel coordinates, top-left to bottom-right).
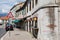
37, 8, 50, 40
25, 22, 27, 31
31, 0, 32, 10
28, 3, 30, 12
33, 21, 35, 27
54, 7, 59, 40
31, 21, 32, 33
34, 0, 36, 8
28, 20, 29, 32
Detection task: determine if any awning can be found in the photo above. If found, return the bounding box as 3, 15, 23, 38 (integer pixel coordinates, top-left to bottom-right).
12, 19, 23, 23
12, 15, 31, 23
12, 20, 20, 23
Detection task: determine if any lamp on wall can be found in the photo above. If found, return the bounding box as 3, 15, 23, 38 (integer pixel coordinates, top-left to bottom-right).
33, 17, 37, 21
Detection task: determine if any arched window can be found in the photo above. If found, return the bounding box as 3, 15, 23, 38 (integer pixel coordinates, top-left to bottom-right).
35, 0, 38, 5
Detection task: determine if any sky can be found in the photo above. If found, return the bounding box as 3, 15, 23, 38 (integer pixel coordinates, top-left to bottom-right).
0, 0, 26, 16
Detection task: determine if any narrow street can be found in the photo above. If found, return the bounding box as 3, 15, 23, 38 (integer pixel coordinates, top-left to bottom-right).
3, 28, 37, 40
0, 0, 60, 40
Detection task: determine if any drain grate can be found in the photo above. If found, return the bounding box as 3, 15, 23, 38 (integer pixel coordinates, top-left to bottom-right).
15, 34, 20, 36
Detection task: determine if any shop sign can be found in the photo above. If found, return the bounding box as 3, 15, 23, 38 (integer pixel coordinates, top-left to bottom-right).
7, 12, 14, 18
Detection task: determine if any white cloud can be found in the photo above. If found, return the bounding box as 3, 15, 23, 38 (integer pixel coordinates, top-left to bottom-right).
2, 9, 8, 13
2, 9, 10, 13
14, 2, 18, 5
0, 4, 12, 13
0, 0, 16, 3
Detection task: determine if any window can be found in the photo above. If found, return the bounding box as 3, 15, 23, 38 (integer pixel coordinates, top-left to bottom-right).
35, 0, 38, 5
27, 5, 28, 13
32, 0, 34, 8
24, 9, 26, 15
15, 13, 19, 17
19, 12, 21, 15
22, 10, 24, 15
22, 9, 26, 15
30, 1, 31, 11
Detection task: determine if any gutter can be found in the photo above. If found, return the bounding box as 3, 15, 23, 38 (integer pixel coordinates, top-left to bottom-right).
32, 4, 59, 15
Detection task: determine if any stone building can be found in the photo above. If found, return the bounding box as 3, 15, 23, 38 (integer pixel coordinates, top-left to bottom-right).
11, 0, 60, 40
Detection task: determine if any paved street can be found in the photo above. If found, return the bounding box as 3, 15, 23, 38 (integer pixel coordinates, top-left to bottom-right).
3, 28, 37, 40
0, 25, 6, 38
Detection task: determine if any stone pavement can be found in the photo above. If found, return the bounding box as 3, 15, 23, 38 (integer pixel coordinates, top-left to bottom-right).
3, 28, 37, 40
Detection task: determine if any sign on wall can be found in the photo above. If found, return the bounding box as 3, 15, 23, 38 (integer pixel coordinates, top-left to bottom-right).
7, 12, 14, 18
